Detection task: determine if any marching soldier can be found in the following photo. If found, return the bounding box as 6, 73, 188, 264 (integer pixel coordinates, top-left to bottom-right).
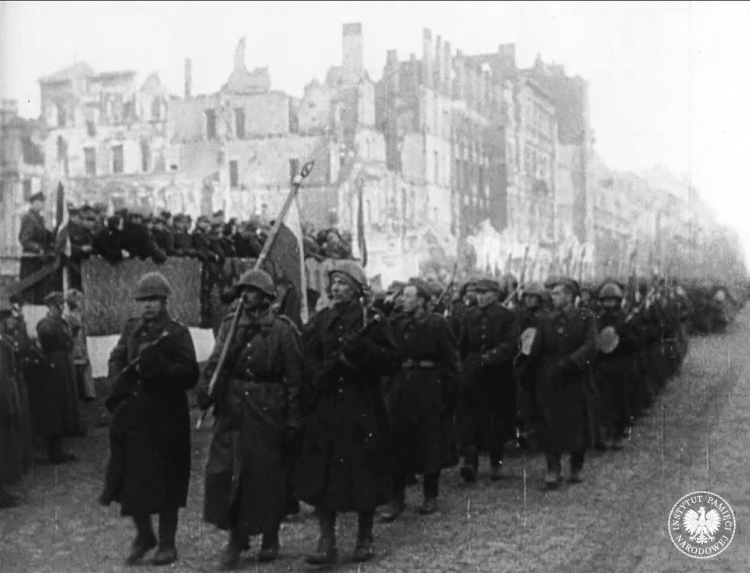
101, 272, 199, 566
294, 261, 399, 566
529, 278, 598, 488
457, 278, 516, 482
513, 281, 547, 452
196, 269, 303, 568
380, 278, 460, 522
593, 282, 640, 451
35, 292, 81, 460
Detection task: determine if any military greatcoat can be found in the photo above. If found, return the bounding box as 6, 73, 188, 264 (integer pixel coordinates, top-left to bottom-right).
201, 308, 303, 538
105, 311, 199, 517
387, 310, 460, 475
530, 307, 598, 454
294, 299, 400, 512
457, 301, 517, 455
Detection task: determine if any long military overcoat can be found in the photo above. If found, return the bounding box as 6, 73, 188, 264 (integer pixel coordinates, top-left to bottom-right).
387, 311, 460, 475
201, 309, 303, 537
457, 302, 517, 453
530, 306, 598, 453
106, 311, 199, 516
294, 299, 399, 512
35, 313, 80, 436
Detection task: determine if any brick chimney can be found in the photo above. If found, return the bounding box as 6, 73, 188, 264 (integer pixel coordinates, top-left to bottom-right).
455, 51, 465, 101
184, 59, 192, 99
444, 41, 452, 96
435, 35, 443, 90
342, 22, 364, 85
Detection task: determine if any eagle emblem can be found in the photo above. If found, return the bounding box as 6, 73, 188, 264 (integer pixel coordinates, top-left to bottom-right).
683, 506, 722, 544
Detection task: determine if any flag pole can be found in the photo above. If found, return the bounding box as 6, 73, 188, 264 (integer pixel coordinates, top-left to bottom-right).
196, 160, 314, 430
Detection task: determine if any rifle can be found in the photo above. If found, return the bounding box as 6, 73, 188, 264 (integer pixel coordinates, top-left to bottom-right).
434, 261, 459, 310
104, 331, 170, 414
196, 160, 315, 429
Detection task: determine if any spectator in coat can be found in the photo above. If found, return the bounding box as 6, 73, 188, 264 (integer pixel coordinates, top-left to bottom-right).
100, 272, 199, 566
18, 192, 59, 304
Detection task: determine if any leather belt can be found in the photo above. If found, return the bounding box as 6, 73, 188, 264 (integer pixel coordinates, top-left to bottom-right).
402, 359, 437, 369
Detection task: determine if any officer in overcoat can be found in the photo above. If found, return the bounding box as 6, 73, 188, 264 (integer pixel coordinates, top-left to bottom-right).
457, 278, 516, 482
18, 192, 58, 303
294, 261, 400, 566
197, 269, 303, 569
101, 272, 199, 566
381, 278, 460, 521
36, 292, 82, 455
528, 278, 598, 488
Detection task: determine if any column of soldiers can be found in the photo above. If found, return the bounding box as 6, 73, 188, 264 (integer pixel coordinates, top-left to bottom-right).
0, 259, 699, 568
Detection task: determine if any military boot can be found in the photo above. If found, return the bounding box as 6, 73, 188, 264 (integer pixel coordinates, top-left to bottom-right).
152, 509, 178, 566
352, 511, 374, 563
460, 447, 479, 483
305, 510, 338, 567
379, 490, 405, 523
258, 530, 279, 563
219, 529, 249, 570
125, 515, 157, 566
544, 455, 563, 489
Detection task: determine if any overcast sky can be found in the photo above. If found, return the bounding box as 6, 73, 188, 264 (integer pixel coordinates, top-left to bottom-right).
1, 1, 749, 263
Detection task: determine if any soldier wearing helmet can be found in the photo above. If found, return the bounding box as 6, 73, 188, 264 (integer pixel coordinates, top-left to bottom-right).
593, 281, 640, 452
456, 277, 517, 482
514, 281, 547, 451
101, 271, 199, 566
295, 260, 399, 566
196, 268, 303, 568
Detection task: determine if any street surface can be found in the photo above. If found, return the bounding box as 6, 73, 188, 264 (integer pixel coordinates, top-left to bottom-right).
1, 310, 749, 573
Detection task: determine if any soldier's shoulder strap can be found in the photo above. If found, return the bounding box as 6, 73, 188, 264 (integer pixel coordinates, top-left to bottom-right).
273, 313, 302, 337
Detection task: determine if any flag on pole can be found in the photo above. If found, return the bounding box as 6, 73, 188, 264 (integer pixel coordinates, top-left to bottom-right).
54, 181, 71, 257
267, 192, 309, 326
357, 176, 368, 268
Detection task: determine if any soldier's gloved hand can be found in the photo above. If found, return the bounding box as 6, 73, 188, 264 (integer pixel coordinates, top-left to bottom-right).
196, 386, 214, 410
558, 358, 578, 376
283, 425, 303, 451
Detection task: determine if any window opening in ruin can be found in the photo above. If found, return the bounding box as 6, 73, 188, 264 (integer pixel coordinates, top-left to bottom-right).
85, 147, 96, 176
56, 136, 67, 163
151, 98, 162, 121
140, 140, 150, 173
230, 160, 239, 188
56, 103, 66, 127
235, 108, 246, 138
205, 109, 217, 139
22, 179, 32, 201
86, 120, 96, 137
112, 144, 124, 174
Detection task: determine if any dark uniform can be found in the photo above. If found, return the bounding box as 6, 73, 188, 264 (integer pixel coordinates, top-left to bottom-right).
593, 283, 640, 450
528, 279, 598, 486
93, 214, 128, 264
198, 269, 303, 566
35, 292, 81, 461
457, 279, 516, 481
0, 292, 27, 507
385, 302, 459, 516
295, 262, 399, 566
18, 193, 59, 304
171, 215, 198, 258
102, 272, 198, 566
0, 296, 34, 474
513, 282, 547, 452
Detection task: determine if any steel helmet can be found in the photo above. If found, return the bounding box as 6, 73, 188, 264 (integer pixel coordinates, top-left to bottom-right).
522, 281, 546, 298
599, 282, 624, 300
134, 272, 172, 300
237, 269, 275, 297
329, 260, 367, 289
